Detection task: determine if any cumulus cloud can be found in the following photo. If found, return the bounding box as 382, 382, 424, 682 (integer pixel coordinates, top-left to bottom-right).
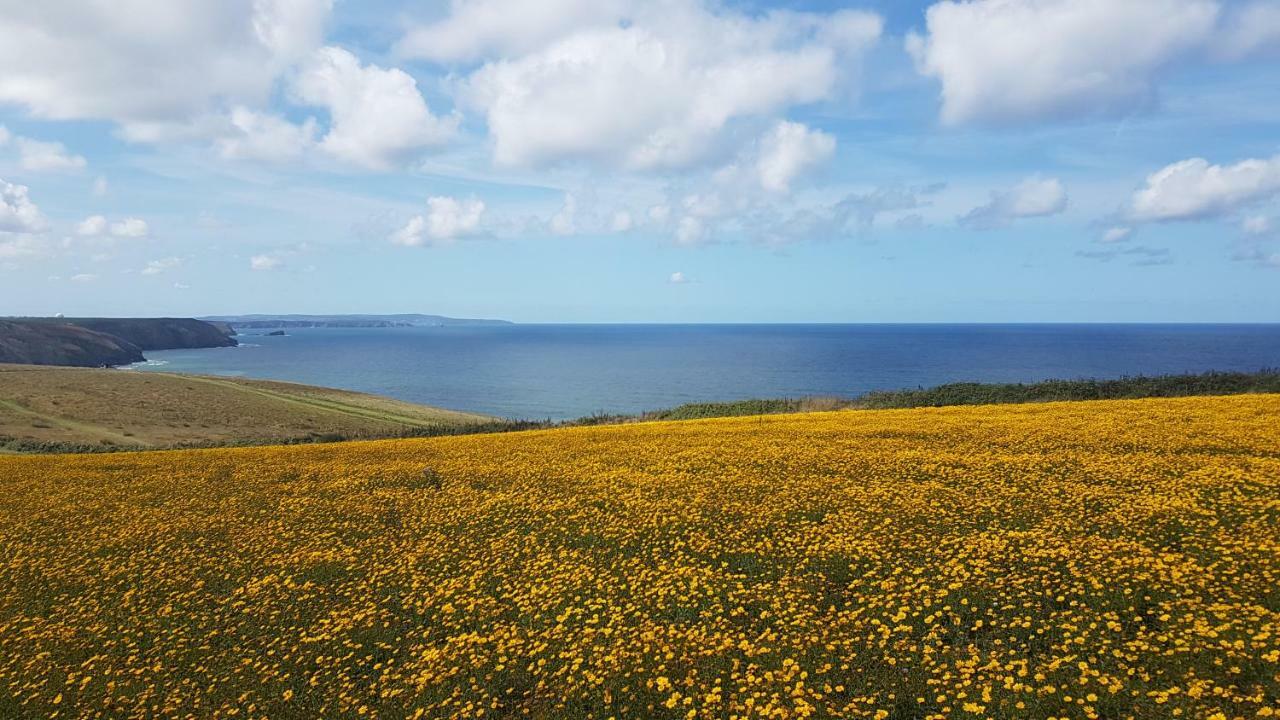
669, 271, 690, 284
610, 210, 634, 233
397, 0, 630, 63
15, 137, 87, 172
1, 127, 87, 171
675, 216, 709, 246
549, 193, 578, 235
76, 215, 149, 238
1129, 154, 1280, 222
907, 0, 1219, 124
960, 176, 1068, 229
0, 234, 50, 260
457, 2, 881, 169
0, 179, 49, 234
142, 257, 181, 275
217, 107, 318, 163
112, 218, 150, 238
391, 196, 486, 246
76, 215, 108, 237
0, 0, 332, 134
250, 254, 283, 271
755, 121, 836, 193
291, 47, 458, 170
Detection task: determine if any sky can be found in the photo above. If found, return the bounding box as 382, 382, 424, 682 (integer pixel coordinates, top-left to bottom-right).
0, 0, 1278, 323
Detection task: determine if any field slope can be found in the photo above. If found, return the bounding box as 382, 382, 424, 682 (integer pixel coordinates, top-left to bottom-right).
1, 395, 1278, 718
0, 364, 491, 451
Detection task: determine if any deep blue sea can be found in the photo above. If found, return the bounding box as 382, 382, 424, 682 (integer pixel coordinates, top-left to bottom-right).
132, 324, 1280, 420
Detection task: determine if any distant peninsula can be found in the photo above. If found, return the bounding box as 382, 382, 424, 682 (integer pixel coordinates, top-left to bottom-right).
202, 314, 514, 329
0, 317, 237, 368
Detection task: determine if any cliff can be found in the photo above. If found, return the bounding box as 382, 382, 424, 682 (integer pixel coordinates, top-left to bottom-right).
57, 318, 238, 351
0, 321, 145, 367
0, 318, 237, 368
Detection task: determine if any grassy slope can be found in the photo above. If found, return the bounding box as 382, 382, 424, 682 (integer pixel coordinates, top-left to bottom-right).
0, 364, 491, 451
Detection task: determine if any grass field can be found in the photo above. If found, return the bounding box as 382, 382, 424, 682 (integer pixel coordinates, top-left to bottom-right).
0, 364, 492, 452
1, 395, 1277, 718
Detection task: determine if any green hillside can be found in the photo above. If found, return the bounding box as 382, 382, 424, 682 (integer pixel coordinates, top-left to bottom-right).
0, 364, 492, 453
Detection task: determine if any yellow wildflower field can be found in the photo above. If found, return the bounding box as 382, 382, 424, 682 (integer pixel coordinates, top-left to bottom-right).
1, 395, 1278, 719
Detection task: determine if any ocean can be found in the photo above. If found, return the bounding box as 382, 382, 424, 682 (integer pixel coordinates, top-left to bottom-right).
131, 324, 1280, 420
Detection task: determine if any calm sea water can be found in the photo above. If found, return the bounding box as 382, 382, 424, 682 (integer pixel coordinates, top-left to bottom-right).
132, 324, 1280, 420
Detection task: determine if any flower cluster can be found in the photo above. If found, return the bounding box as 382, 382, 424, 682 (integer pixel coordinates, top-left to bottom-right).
1, 395, 1277, 719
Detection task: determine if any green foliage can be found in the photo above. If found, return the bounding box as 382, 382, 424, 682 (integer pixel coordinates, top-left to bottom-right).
858, 369, 1280, 409
646, 398, 802, 420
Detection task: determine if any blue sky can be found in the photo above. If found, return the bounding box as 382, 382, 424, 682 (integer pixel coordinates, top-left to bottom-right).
1, 0, 1278, 322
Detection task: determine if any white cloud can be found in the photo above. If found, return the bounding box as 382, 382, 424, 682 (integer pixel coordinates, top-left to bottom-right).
1101, 227, 1134, 244
610, 210, 634, 233
1129, 154, 1280, 222
907, 0, 1219, 124
76, 215, 109, 237
550, 193, 577, 235
250, 254, 283, 271
0, 179, 49, 234
397, 0, 629, 63
675, 216, 708, 245
0, 0, 332, 135
92, 176, 108, 197
755, 121, 836, 193
391, 196, 486, 246
142, 257, 181, 275
961, 176, 1068, 229
459, 3, 881, 169
669, 271, 690, 284
1216, 1, 1280, 60
174, 282, 191, 289
291, 47, 458, 170
0, 126, 9, 146
70, 273, 97, 282
217, 107, 318, 163
109, 218, 150, 238
1242, 215, 1272, 235
0, 235, 50, 260
15, 138, 87, 172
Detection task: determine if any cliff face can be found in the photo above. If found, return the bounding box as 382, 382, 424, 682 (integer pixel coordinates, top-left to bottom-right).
60, 318, 238, 351
0, 321, 145, 368
0, 318, 237, 368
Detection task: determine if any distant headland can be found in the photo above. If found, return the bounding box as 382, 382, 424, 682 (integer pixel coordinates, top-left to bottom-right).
202, 314, 513, 329
0, 317, 237, 368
